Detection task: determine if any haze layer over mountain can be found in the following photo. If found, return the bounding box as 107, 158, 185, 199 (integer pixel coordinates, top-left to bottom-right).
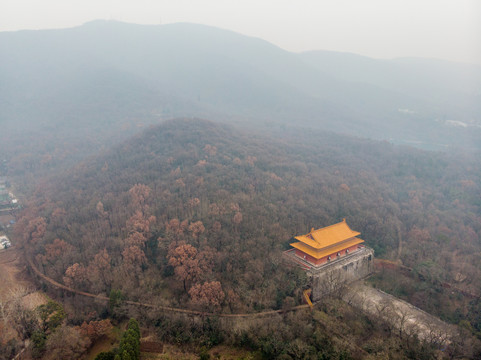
1, 19, 480, 169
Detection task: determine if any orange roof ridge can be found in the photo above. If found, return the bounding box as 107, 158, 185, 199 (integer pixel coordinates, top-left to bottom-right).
294, 220, 360, 249
309, 219, 348, 232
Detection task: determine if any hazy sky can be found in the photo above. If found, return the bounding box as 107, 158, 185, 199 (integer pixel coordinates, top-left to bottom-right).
1, 0, 480, 65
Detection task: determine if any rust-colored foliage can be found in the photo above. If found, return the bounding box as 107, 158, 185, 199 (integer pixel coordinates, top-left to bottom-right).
212, 221, 221, 233
203, 144, 217, 156
63, 263, 88, 288
92, 248, 111, 272
77, 319, 113, 342
165, 218, 188, 240
233, 212, 243, 225
126, 210, 153, 235
188, 221, 205, 240
168, 244, 213, 290
24, 217, 47, 244
122, 245, 147, 270
96, 201, 108, 218
339, 183, 350, 192
43, 239, 73, 264
408, 226, 431, 243
189, 281, 225, 308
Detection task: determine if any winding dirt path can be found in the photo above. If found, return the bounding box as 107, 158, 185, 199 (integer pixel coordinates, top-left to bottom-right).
25, 252, 310, 318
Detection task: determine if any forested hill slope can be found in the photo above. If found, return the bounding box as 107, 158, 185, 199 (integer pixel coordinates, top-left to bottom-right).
18, 119, 481, 315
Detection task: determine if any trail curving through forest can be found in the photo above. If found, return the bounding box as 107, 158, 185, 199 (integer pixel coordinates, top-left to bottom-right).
25, 251, 310, 318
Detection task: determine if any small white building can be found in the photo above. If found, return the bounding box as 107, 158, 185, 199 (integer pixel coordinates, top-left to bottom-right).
0, 235, 11, 249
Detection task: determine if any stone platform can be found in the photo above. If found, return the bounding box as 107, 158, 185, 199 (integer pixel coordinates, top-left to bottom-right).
285, 246, 374, 301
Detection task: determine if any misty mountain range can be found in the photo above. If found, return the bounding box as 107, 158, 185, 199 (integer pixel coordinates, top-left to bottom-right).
1, 20, 480, 153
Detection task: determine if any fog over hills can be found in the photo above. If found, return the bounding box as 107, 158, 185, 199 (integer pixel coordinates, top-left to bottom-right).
300, 50, 481, 121
1, 20, 480, 154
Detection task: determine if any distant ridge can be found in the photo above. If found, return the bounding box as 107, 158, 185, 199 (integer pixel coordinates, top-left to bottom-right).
1, 20, 480, 152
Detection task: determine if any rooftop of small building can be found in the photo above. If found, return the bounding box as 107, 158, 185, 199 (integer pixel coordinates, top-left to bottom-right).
294, 219, 361, 250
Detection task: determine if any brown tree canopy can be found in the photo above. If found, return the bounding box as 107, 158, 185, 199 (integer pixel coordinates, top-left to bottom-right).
14, 119, 481, 325
189, 281, 225, 309
44, 325, 90, 360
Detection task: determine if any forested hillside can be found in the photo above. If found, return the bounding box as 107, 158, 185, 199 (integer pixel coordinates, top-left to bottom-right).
16, 119, 481, 322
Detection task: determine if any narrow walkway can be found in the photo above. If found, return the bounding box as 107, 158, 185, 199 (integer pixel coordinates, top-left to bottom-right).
25, 253, 310, 318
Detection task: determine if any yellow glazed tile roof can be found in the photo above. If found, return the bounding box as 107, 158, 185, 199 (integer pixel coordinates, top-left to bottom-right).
290, 237, 364, 259
294, 219, 360, 249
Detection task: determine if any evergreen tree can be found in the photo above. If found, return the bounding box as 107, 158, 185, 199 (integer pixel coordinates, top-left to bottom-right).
127, 318, 140, 340
121, 350, 131, 360
118, 319, 140, 360
94, 351, 115, 360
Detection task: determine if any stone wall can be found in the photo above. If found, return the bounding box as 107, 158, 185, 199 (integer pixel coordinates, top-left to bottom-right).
344, 283, 455, 344
308, 247, 374, 301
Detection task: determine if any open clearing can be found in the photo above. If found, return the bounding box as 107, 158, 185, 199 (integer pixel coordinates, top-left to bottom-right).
0, 246, 48, 342
0, 247, 26, 299
0, 247, 46, 308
